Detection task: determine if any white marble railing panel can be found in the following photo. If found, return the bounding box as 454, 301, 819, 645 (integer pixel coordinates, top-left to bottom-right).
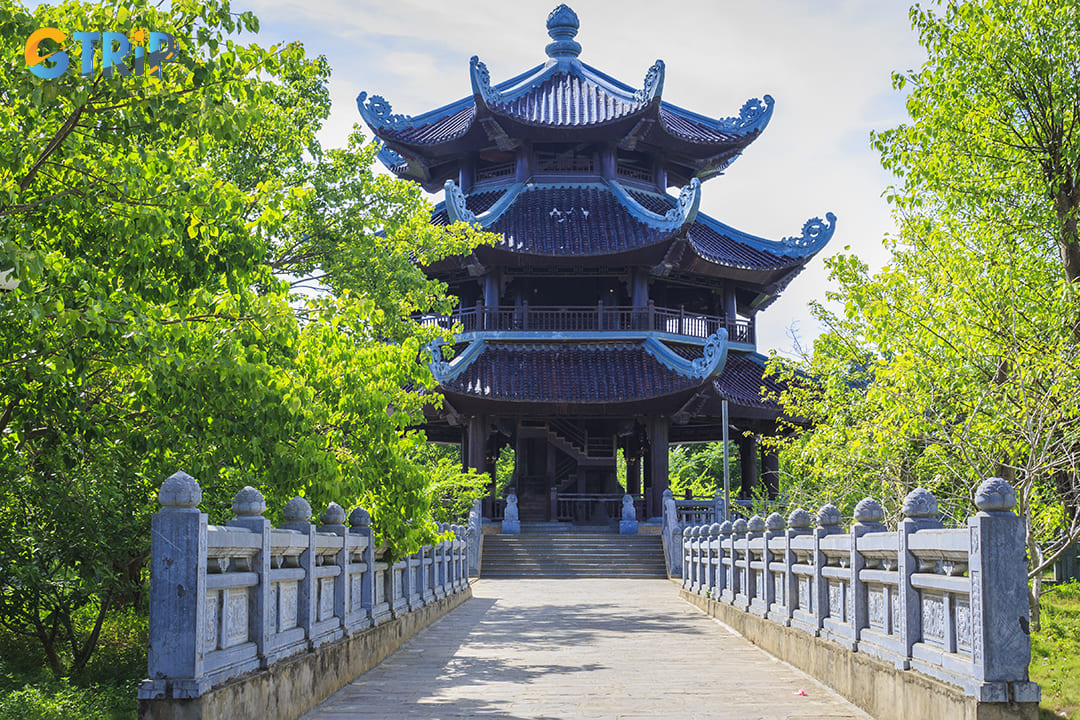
680, 480, 1039, 704
139, 474, 471, 701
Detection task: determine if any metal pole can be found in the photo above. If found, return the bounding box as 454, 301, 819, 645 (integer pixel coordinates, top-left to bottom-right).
722, 399, 730, 522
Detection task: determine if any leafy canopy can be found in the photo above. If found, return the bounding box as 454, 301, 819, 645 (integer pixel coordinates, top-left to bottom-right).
0, 0, 491, 675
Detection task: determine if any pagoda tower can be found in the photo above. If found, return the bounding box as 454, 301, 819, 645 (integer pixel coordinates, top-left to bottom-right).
357, 5, 835, 523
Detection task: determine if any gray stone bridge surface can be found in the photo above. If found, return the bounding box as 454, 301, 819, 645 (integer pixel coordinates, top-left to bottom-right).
302, 578, 869, 720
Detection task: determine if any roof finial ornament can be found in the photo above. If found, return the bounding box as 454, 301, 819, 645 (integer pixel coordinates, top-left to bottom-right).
546, 5, 581, 59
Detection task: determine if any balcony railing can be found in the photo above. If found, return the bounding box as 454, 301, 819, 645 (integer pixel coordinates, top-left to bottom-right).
415, 303, 755, 344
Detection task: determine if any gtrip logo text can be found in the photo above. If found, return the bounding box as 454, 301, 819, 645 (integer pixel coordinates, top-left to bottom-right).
25, 27, 176, 80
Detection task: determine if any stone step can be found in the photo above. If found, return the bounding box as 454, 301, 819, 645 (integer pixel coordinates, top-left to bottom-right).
481, 534, 667, 578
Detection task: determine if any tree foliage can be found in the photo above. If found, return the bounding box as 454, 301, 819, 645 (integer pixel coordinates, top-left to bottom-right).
767, 0, 1080, 622
0, 0, 490, 674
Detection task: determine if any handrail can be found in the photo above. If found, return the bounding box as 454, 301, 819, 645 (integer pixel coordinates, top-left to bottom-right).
414, 304, 755, 344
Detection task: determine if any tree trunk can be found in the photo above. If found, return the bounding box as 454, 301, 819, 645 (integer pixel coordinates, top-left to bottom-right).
1025, 505, 1042, 632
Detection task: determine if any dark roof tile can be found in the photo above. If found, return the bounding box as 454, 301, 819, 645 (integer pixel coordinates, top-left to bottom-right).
713, 353, 784, 409
488, 185, 667, 255
443, 343, 702, 402
493, 72, 642, 126
687, 220, 799, 271
382, 106, 476, 145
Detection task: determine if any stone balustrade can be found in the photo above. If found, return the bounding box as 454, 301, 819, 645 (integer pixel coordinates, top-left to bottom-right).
138, 471, 471, 702
680, 478, 1039, 706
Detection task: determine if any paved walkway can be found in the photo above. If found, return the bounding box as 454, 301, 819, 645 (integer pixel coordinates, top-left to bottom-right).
303, 579, 871, 720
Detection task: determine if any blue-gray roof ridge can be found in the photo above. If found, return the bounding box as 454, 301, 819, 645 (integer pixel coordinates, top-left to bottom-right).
427, 179, 833, 267
437, 178, 699, 234
358, 53, 770, 143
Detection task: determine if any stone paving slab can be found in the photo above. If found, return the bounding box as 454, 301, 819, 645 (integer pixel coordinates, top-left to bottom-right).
302, 579, 871, 720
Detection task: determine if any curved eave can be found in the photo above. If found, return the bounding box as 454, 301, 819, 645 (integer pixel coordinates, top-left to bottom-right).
358, 58, 770, 169
431, 178, 704, 259
427, 339, 723, 407
686, 211, 836, 269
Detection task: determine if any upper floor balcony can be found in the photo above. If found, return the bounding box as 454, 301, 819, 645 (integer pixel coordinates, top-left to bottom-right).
414, 302, 755, 347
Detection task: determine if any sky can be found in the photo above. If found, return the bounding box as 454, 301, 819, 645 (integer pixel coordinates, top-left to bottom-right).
237, 0, 929, 356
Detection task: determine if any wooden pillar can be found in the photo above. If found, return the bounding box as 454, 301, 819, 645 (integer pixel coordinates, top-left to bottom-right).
724, 287, 737, 330
459, 157, 474, 194
762, 448, 780, 500
738, 434, 758, 500
515, 147, 531, 183
513, 427, 527, 496
649, 417, 670, 517
466, 416, 486, 473
632, 270, 649, 307
601, 146, 616, 179
483, 271, 502, 309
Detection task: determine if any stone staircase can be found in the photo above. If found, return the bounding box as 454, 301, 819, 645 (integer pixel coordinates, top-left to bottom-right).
480, 533, 667, 578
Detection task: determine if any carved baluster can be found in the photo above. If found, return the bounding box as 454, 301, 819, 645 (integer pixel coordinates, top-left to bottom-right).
732, 518, 748, 611
969, 478, 1038, 702
746, 515, 766, 615
282, 497, 316, 645
850, 498, 885, 652
348, 507, 375, 629
896, 488, 941, 670
785, 509, 812, 625
763, 512, 785, 620
139, 472, 209, 700
813, 504, 843, 636
719, 521, 734, 603
229, 487, 272, 665
319, 502, 348, 633
682, 526, 693, 590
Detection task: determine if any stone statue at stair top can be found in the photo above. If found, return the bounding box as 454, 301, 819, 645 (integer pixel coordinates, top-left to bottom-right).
502, 493, 520, 535
620, 493, 639, 535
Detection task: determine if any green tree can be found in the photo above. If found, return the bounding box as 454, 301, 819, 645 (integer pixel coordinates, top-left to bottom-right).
769, 0, 1080, 625
0, 0, 489, 674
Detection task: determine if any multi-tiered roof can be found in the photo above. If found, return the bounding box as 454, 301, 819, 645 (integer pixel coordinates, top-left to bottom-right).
357, 5, 834, 476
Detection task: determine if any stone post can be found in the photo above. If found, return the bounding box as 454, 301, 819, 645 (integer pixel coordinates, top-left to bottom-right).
619, 494, 638, 535
968, 478, 1040, 702
784, 509, 813, 624
849, 498, 885, 651
662, 488, 682, 576
719, 521, 734, 603
431, 523, 446, 600
502, 493, 520, 534
713, 490, 726, 525
813, 503, 844, 636
732, 517, 749, 611
689, 525, 702, 592
348, 507, 375, 629
681, 526, 693, 590
318, 502, 348, 633
896, 488, 941, 669
140, 471, 209, 700
763, 512, 785, 618
227, 487, 272, 667
708, 523, 723, 596
467, 499, 482, 576
442, 524, 454, 595
454, 524, 468, 590
282, 496, 316, 645
747, 515, 766, 615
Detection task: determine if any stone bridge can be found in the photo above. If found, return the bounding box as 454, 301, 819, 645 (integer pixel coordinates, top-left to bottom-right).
137, 473, 1039, 720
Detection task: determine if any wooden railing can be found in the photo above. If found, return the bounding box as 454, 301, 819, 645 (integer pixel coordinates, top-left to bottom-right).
415, 303, 755, 344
